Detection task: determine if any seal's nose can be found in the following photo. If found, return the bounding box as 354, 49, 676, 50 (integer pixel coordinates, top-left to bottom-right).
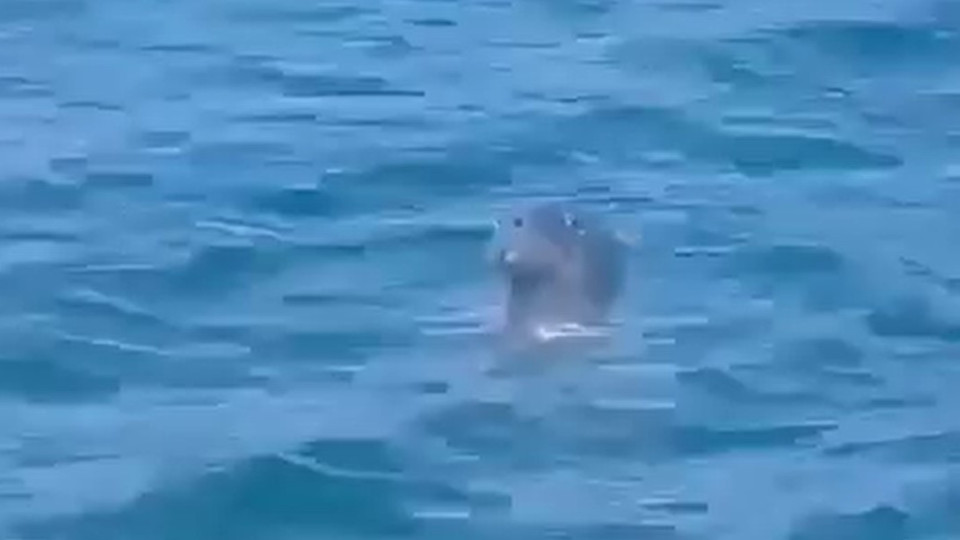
491, 247, 519, 270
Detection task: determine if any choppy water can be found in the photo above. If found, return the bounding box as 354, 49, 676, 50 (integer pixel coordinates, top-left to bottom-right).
2, 0, 960, 538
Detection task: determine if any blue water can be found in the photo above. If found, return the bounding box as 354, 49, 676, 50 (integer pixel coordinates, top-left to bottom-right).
2, 0, 960, 538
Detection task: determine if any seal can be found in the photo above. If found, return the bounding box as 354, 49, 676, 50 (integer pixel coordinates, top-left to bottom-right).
487, 201, 629, 340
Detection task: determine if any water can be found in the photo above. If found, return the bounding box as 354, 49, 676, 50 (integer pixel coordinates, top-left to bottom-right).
2, 0, 959, 538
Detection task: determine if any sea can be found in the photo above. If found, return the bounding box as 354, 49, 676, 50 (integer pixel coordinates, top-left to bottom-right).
1, 0, 959, 538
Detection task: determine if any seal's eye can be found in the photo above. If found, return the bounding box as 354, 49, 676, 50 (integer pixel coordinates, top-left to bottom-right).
513, 217, 524, 228
563, 213, 578, 229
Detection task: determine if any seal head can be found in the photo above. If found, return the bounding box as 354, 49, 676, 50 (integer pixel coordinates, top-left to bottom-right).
488, 202, 628, 338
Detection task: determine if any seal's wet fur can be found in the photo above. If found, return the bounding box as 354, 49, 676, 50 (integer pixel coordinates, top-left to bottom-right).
488, 202, 628, 341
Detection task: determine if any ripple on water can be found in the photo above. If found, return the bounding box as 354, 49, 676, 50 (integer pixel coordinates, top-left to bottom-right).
0, 0, 85, 23
789, 505, 910, 540
16, 441, 417, 540
775, 19, 958, 70
0, 178, 84, 212
864, 294, 960, 342
224, 3, 368, 25
241, 151, 512, 220
0, 355, 120, 403
167, 242, 285, 296
719, 241, 868, 313
823, 431, 960, 464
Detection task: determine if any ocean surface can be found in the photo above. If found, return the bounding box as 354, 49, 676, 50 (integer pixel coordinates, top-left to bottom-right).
2, 0, 960, 538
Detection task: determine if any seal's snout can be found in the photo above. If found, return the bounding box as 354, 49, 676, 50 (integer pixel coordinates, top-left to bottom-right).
492, 247, 522, 274
499, 249, 519, 266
